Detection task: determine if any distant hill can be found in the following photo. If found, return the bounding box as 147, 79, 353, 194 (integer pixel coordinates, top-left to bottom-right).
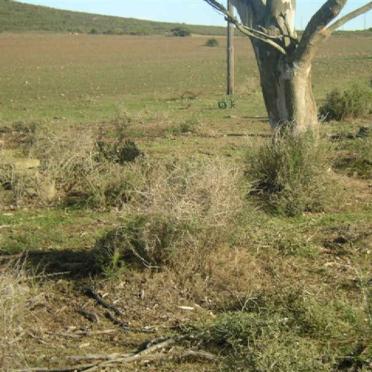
0, 0, 225, 35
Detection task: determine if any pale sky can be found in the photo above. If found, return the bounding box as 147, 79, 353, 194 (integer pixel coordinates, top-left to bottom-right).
18, 0, 372, 30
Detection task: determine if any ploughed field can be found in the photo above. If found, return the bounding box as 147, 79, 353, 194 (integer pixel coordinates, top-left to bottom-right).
0, 33, 371, 371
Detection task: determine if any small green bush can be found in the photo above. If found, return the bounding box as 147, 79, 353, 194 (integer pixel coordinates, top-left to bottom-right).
205, 38, 219, 47
333, 136, 372, 179
95, 139, 143, 165
92, 214, 196, 274
246, 130, 333, 216
171, 27, 191, 37
320, 84, 372, 121
104, 28, 124, 35
81, 164, 142, 208
191, 312, 330, 371
169, 119, 199, 135
186, 287, 369, 371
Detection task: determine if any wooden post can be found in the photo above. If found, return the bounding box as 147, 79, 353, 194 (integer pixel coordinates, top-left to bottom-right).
227, 0, 235, 96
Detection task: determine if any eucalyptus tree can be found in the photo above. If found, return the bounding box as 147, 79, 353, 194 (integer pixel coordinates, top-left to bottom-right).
204, 0, 372, 132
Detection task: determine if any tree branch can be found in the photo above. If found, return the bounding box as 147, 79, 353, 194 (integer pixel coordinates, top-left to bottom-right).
294, 0, 348, 64
327, 2, 372, 32
203, 0, 287, 55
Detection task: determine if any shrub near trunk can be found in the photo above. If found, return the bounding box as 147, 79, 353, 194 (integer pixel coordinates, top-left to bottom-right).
247, 130, 333, 216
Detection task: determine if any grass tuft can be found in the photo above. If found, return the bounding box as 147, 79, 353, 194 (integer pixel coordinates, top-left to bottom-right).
0, 263, 32, 369
320, 83, 372, 121
92, 213, 196, 273
188, 311, 330, 371
246, 130, 334, 216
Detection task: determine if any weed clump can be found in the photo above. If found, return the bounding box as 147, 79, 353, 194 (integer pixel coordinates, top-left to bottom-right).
320, 83, 372, 121
334, 135, 372, 179
169, 119, 199, 135
205, 38, 219, 47
247, 130, 333, 216
17, 125, 145, 209
95, 139, 143, 164
92, 157, 243, 274
0, 264, 32, 369
186, 285, 369, 371
92, 214, 196, 273
190, 312, 330, 371
171, 27, 191, 37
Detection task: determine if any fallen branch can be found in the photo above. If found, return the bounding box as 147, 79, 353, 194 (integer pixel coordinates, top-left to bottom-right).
18, 331, 217, 372
104, 311, 156, 334
18, 335, 187, 372
77, 308, 99, 323
68, 353, 132, 362
46, 329, 116, 339
16, 363, 97, 372
0, 252, 23, 259
82, 287, 123, 316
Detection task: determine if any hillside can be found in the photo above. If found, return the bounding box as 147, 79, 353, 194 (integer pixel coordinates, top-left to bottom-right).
0, 0, 225, 35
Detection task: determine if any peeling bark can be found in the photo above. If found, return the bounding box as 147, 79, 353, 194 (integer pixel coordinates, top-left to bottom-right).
253, 43, 317, 132
236, 0, 318, 132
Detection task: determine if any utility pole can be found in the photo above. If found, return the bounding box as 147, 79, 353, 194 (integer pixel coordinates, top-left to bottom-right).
227, 0, 235, 96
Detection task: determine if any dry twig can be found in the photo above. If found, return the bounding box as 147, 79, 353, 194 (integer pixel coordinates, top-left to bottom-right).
104, 310, 156, 333
82, 287, 123, 316
17, 334, 217, 372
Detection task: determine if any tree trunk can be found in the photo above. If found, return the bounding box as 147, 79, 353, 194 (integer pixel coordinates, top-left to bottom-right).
253, 42, 318, 133
207, 0, 372, 133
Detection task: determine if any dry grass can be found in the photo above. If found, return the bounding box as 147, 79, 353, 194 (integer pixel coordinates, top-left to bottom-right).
0, 262, 34, 369
92, 156, 244, 274
246, 130, 339, 216
126, 156, 243, 226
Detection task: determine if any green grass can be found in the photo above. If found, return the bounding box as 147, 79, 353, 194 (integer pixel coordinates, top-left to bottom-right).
0, 209, 112, 255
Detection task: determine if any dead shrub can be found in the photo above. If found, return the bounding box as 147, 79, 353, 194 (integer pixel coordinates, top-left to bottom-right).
129, 157, 243, 227
0, 156, 55, 208
92, 157, 243, 274
25, 125, 144, 209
